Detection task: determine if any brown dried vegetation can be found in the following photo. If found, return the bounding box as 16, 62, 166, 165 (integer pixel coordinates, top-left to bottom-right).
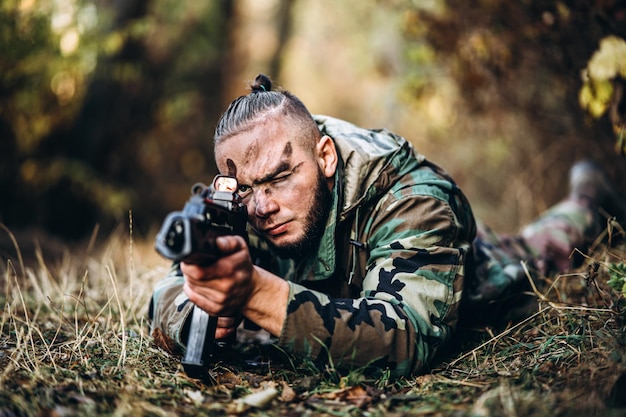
0, 224, 625, 416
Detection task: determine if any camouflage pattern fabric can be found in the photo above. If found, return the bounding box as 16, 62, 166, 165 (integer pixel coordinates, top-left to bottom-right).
461, 198, 599, 325
149, 115, 598, 377
520, 199, 599, 274
270, 116, 478, 376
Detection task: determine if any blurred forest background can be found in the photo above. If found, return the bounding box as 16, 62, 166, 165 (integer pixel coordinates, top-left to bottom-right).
1, 0, 625, 247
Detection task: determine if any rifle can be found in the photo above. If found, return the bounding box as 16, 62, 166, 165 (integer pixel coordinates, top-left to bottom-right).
154, 175, 247, 379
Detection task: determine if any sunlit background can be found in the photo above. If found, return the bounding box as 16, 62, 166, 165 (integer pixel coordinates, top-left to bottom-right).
1, 0, 625, 247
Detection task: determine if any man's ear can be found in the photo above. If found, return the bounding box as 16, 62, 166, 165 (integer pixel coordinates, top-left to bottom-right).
316, 135, 338, 179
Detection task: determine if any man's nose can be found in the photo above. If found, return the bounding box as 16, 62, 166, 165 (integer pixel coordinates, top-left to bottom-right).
252, 188, 278, 218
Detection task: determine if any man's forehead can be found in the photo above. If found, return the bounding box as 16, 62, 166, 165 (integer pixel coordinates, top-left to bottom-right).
219, 119, 291, 157
243, 137, 293, 159
222, 141, 294, 179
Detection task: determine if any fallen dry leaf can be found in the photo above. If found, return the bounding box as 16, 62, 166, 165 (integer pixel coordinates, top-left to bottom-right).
315, 385, 377, 409
279, 381, 298, 402
152, 327, 182, 356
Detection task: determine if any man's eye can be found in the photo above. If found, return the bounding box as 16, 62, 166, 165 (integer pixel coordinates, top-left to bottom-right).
238, 184, 252, 195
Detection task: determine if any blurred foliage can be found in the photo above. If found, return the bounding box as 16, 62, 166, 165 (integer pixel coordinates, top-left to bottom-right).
1, 0, 233, 239
1, 0, 624, 241
608, 261, 626, 296
402, 0, 626, 137
580, 35, 626, 154
398, 0, 626, 229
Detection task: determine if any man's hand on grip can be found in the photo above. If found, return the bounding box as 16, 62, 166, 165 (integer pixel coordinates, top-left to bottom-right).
182, 235, 255, 335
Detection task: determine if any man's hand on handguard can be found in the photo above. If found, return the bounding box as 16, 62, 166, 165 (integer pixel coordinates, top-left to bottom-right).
181, 235, 289, 340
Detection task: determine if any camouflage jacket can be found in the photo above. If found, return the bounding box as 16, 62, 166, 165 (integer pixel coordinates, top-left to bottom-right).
150, 115, 477, 376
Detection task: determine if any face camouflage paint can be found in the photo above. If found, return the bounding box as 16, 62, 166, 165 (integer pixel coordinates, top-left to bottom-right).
226, 158, 237, 177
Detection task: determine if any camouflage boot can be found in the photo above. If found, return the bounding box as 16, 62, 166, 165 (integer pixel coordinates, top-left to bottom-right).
568, 159, 626, 223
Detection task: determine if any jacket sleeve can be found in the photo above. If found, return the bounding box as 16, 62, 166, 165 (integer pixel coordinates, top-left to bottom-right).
149, 263, 194, 348
277, 190, 474, 376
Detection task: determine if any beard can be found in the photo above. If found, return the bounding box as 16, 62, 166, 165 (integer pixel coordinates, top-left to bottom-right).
269, 168, 333, 261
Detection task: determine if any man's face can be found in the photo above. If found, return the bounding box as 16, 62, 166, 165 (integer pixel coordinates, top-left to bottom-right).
214, 117, 336, 259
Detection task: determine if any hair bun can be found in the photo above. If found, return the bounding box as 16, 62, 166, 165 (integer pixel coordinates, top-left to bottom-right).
251, 74, 272, 93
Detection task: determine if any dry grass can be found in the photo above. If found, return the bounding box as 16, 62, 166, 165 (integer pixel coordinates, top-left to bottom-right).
0, 222, 625, 417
